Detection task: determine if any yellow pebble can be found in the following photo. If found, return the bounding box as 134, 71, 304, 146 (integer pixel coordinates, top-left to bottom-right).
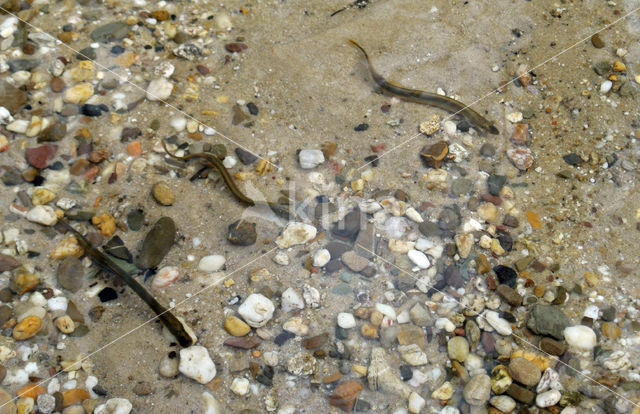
13, 316, 42, 340
612, 60, 626, 72
31, 188, 56, 206
55, 316, 75, 334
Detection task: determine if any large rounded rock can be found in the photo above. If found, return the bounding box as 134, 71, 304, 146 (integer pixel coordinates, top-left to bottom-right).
508, 357, 541, 387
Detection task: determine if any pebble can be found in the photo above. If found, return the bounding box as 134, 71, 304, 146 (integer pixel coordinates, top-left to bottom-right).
506, 111, 523, 123
227, 220, 256, 246
399, 344, 428, 366
448, 336, 470, 361
136, 217, 176, 269
63, 83, 93, 104
26, 205, 57, 226
484, 310, 512, 335
490, 395, 516, 413
432, 381, 454, 400
238, 294, 275, 328
420, 141, 448, 168
151, 266, 180, 289
408, 392, 425, 413
477, 202, 498, 222
281, 288, 304, 312
419, 114, 440, 135
235, 148, 258, 165
312, 249, 330, 267
367, 347, 411, 398
152, 182, 175, 205
55, 315, 75, 334
37, 393, 56, 414
329, 380, 363, 411
463, 374, 491, 406
536, 389, 561, 407
286, 352, 317, 376
341, 251, 369, 272
527, 304, 569, 339
337, 313, 356, 329
224, 315, 251, 336
13, 315, 42, 340
26, 144, 57, 169
146, 78, 174, 101
273, 251, 290, 266
407, 249, 430, 269
298, 149, 325, 169
94, 398, 133, 414
179, 346, 216, 384
496, 284, 522, 307
591, 33, 605, 48
230, 378, 250, 396
57, 257, 84, 292
159, 355, 179, 378
600, 80, 613, 94
507, 148, 534, 170
508, 357, 541, 387
275, 222, 317, 248
601, 321, 621, 339
564, 325, 597, 350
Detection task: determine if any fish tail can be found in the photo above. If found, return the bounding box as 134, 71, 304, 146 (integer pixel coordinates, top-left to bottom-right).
348, 40, 386, 87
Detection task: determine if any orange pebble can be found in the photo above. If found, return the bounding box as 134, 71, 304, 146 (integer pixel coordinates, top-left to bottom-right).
62, 389, 90, 408
525, 211, 541, 228
127, 140, 142, 157
17, 384, 46, 399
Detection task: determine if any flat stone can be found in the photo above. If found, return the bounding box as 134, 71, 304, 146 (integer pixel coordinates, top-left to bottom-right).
136, 217, 176, 268
329, 380, 363, 412
0, 80, 27, 113
235, 147, 258, 165
526, 304, 570, 340
57, 257, 84, 292
152, 182, 175, 206
26, 145, 57, 169
341, 251, 369, 272
332, 209, 361, 240
496, 284, 523, 306
507, 383, 534, 404
227, 220, 256, 246
508, 357, 541, 387
538, 337, 566, 356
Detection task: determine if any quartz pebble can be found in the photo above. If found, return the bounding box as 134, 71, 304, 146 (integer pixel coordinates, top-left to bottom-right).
179, 346, 216, 384
230, 378, 250, 396
238, 294, 275, 328
281, 288, 304, 312
146, 78, 174, 101
408, 392, 426, 413
94, 398, 133, 414
490, 395, 516, 412
26, 205, 57, 226
312, 249, 330, 267
298, 149, 325, 169
198, 255, 225, 272
536, 389, 561, 407
563, 325, 597, 350
463, 374, 491, 406
337, 313, 356, 329
407, 249, 430, 269
276, 222, 317, 248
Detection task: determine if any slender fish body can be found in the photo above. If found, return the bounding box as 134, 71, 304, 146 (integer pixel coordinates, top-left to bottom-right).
348, 40, 499, 135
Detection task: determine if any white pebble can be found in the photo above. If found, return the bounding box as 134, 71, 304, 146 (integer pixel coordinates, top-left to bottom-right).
358, 199, 382, 213
408, 392, 426, 414
397, 309, 411, 324
179, 346, 216, 384
47, 297, 68, 312
385, 216, 408, 239
564, 325, 597, 350
405, 207, 423, 223
198, 255, 226, 272
29, 292, 47, 307
298, 149, 325, 169
337, 312, 356, 329
0, 106, 13, 124
214, 13, 233, 30
490, 395, 516, 412
26, 205, 57, 226
281, 288, 305, 312
407, 249, 430, 269
170, 116, 187, 132
484, 310, 512, 335
435, 318, 455, 332
202, 391, 223, 414
535, 389, 561, 408
152, 266, 180, 289
85, 375, 99, 398
583, 305, 599, 320
94, 398, 133, 414
443, 120, 457, 136
506, 111, 523, 123
283, 316, 308, 336
375, 303, 396, 320
146, 78, 174, 101
273, 251, 290, 266
303, 285, 321, 308
2, 368, 28, 385
600, 80, 613, 94
312, 249, 330, 267
230, 377, 250, 396
238, 294, 275, 327
222, 156, 237, 169
6, 119, 27, 133
204, 127, 216, 135
275, 222, 317, 248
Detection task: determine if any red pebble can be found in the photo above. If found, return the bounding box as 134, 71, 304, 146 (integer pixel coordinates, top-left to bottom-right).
486, 274, 497, 290
225, 42, 248, 53
25, 145, 57, 169
481, 194, 502, 205
370, 143, 386, 153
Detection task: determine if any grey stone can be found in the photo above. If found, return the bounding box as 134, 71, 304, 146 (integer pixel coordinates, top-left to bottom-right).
136, 217, 176, 269
526, 304, 570, 340
57, 256, 84, 292
90, 22, 130, 42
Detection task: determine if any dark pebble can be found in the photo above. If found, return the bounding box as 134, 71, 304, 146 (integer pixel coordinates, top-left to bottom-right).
246, 102, 259, 115
77, 47, 96, 61
0, 288, 12, 302
419, 141, 448, 169
457, 119, 470, 132
487, 174, 507, 196
235, 147, 258, 165
493, 265, 517, 287
331, 209, 361, 240
110, 45, 125, 55
503, 214, 519, 228
103, 236, 133, 262
507, 383, 535, 404
354, 123, 369, 131
0, 80, 27, 114
81, 104, 108, 117
132, 381, 153, 396
526, 304, 570, 340
437, 205, 461, 230
274, 330, 295, 346
256, 373, 272, 386
8, 58, 41, 72
363, 155, 379, 167
562, 153, 583, 166
539, 337, 566, 356
591, 34, 605, 48
127, 209, 145, 231
497, 234, 513, 251
0, 306, 13, 327
62, 24, 73, 32
302, 332, 328, 350
496, 284, 523, 306
335, 326, 349, 340
98, 287, 118, 302
601, 306, 616, 322
399, 365, 413, 381
1, 166, 23, 186
136, 217, 176, 269
57, 257, 85, 292
38, 123, 67, 143
0, 254, 20, 272
223, 336, 261, 349
92, 385, 109, 396
418, 221, 441, 237
120, 127, 141, 142
225, 42, 248, 53
450, 178, 473, 197
444, 265, 465, 288
227, 220, 257, 246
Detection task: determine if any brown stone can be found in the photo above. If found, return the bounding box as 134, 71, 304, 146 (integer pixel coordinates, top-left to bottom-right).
601, 322, 621, 339
25, 145, 57, 169
539, 337, 566, 356
420, 141, 448, 168
360, 323, 378, 339
510, 123, 528, 145
302, 332, 329, 349
225, 42, 248, 53
69, 159, 90, 175
151, 10, 170, 20
0, 254, 20, 272
88, 149, 110, 163
13, 315, 42, 340
51, 77, 65, 92
476, 254, 491, 274
329, 380, 363, 412
223, 336, 261, 349
62, 389, 90, 408
496, 284, 523, 307
506, 383, 534, 404
396, 324, 425, 350
508, 357, 541, 387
